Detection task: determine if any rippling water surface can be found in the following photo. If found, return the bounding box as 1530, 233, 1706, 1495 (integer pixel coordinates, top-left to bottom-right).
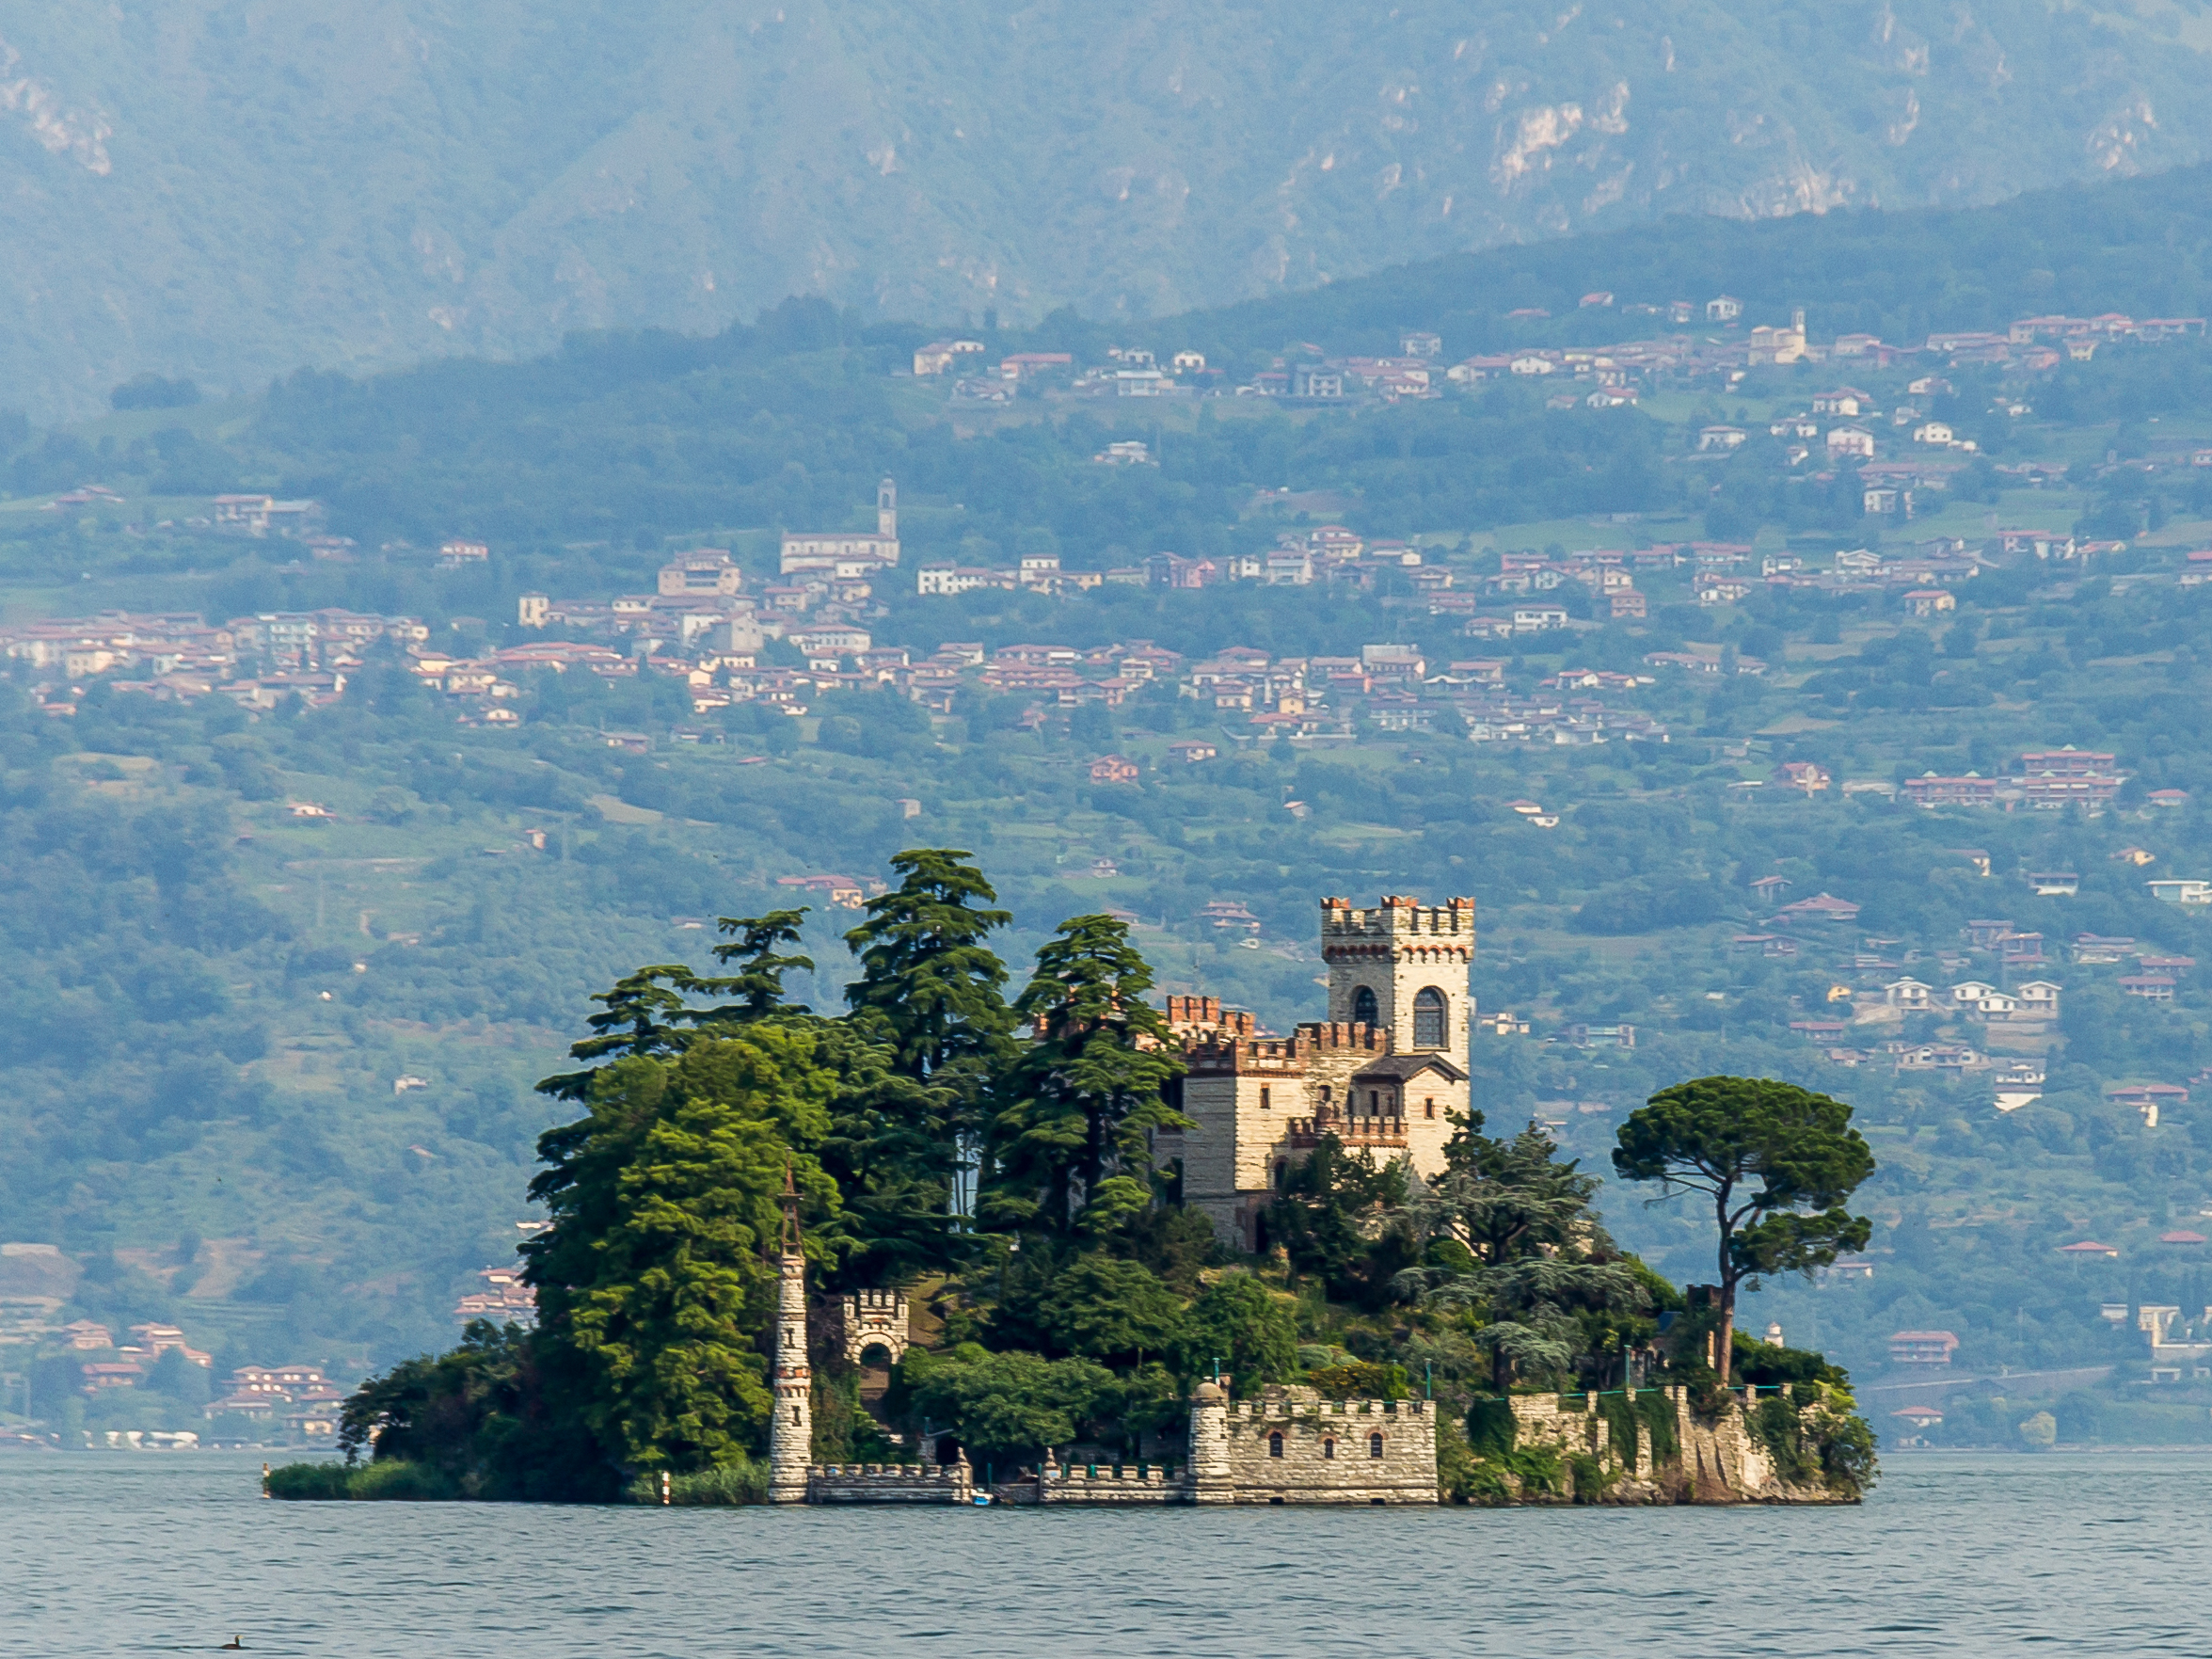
5, 1450, 2204, 1656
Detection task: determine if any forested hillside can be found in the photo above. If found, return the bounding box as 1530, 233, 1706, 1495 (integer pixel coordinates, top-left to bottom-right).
10, 0, 2212, 415
6, 176, 2212, 1446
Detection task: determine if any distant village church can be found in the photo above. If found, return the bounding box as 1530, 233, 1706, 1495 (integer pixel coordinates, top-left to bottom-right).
1158, 894, 1475, 1252
778, 477, 901, 576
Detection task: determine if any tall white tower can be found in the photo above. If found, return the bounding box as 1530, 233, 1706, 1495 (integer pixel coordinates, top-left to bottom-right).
1320, 895, 1475, 1055
877, 476, 898, 540
767, 1166, 813, 1504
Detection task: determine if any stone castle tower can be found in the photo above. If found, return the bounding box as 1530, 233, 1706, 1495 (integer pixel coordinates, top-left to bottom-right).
1322, 895, 1475, 1057
767, 1166, 813, 1504
877, 476, 897, 540
1159, 893, 1475, 1252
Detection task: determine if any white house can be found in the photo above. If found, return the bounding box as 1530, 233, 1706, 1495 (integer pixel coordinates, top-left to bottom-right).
1826, 426, 1876, 459
2014, 981, 2062, 1020
1885, 977, 1933, 1010
1698, 425, 1747, 451
1913, 421, 1955, 446
2149, 880, 2212, 905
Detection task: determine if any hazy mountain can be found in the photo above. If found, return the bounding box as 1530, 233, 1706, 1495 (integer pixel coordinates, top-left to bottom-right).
8, 0, 2212, 417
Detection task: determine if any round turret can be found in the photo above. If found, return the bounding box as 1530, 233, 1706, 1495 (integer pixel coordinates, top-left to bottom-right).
1192, 1380, 1226, 1404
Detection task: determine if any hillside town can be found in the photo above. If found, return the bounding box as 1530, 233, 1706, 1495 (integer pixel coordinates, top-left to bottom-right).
911, 304, 2209, 410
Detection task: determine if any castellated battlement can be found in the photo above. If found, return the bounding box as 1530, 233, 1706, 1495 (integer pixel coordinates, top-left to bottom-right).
1319, 894, 1475, 955
1222, 1397, 1429, 1421
1183, 1021, 1390, 1075
1164, 995, 1258, 1038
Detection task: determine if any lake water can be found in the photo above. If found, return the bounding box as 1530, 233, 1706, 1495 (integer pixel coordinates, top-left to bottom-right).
4, 1450, 2204, 1656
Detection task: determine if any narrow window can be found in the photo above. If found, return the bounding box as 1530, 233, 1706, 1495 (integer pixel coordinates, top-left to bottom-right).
1369, 1091, 1379, 1114
794, 1407, 804, 1426
1424, 1097, 1436, 1119
1352, 985, 1378, 1027
1260, 1085, 1270, 1111
1323, 1439, 1336, 1460
1369, 1432, 1384, 1460
1413, 987, 1447, 1048
1269, 1432, 1284, 1459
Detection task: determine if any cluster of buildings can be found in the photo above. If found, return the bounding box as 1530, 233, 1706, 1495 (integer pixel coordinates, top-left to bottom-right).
1170, 642, 1667, 746
204, 1361, 347, 1436
0, 607, 431, 712
1901, 747, 2137, 813
453, 1264, 536, 1325
914, 302, 2206, 422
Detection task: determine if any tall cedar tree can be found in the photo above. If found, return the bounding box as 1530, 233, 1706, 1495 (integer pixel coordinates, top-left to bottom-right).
983, 915, 1191, 1236
1613, 1076, 1874, 1386
517, 907, 950, 1476
1403, 1113, 1648, 1393
843, 848, 1017, 1210
521, 1037, 840, 1474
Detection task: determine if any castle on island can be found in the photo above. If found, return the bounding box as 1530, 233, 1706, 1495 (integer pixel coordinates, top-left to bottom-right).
760, 891, 1849, 1509
1160, 893, 1475, 1253
762, 892, 1472, 1508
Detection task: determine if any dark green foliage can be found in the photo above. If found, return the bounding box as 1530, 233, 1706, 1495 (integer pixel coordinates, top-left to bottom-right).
332, 1320, 614, 1502
1170, 1273, 1297, 1396
1733, 1343, 1848, 1390
892, 1343, 1118, 1464
983, 915, 1189, 1236
1268, 1135, 1417, 1306
263, 1461, 356, 1500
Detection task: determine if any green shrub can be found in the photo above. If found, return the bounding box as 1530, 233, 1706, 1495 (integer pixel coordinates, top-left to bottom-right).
264, 1461, 356, 1500
264, 1459, 460, 1500
1807, 1408, 1879, 1497
626, 1456, 770, 1506
349, 1459, 460, 1501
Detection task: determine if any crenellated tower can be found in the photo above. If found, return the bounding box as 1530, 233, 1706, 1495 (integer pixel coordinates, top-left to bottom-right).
1321, 895, 1475, 1057
767, 1165, 813, 1504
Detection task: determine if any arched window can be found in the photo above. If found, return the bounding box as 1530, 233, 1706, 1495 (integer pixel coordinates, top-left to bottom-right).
1369, 1432, 1385, 1460
1268, 1431, 1285, 1459
1413, 987, 1448, 1048
1322, 1439, 1336, 1460
1351, 985, 1378, 1028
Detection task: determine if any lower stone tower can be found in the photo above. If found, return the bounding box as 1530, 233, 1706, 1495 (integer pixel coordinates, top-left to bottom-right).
767, 1166, 813, 1504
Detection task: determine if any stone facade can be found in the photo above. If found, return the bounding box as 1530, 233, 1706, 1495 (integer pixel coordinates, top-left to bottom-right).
1159, 894, 1474, 1252
1191, 1384, 1438, 1505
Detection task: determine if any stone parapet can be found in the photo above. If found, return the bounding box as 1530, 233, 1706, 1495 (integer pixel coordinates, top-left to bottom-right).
806, 1461, 974, 1504
1037, 1463, 1189, 1504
